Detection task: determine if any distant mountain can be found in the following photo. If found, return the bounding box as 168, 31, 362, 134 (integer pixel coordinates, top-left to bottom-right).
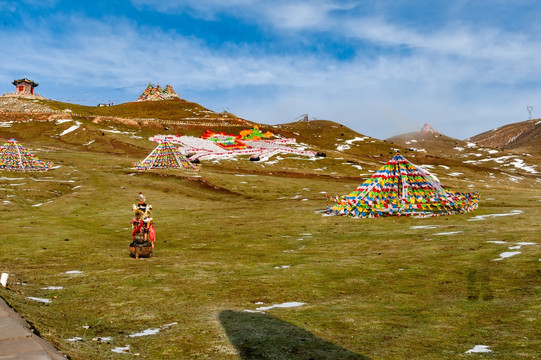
468, 119, 541, 153
386, 128, 470, 159
386, 125, 540, 176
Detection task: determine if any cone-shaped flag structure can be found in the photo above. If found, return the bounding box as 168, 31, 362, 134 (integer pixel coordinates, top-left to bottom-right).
0, 138, 52, 172
327, 153, 479, 218
134, 141, 201, 172
420, 123, 438, 134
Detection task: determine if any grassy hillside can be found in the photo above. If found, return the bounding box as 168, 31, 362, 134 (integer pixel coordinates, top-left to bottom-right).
468, 118, 541, 154
387, 131, 469, 157
0, 102, 540, 359
387, 129, 540, 186
38, 98, 245, 122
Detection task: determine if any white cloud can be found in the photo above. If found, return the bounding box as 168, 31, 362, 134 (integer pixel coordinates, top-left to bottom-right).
131, 0, 353, 30
345, 18, 540, 63
1, 9, 541, 139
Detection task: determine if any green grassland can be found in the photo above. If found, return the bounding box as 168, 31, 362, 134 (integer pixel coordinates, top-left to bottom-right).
0, 110, 540, 359
38, 99, 242, 121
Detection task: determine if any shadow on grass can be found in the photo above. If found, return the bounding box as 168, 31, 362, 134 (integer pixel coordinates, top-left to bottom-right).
219, 310, 369, 360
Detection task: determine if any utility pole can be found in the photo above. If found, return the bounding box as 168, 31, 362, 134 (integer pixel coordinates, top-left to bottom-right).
527, 106, 533, 120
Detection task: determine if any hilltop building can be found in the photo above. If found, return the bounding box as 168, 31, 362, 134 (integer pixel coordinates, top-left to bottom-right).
137, 82, 180, 101
13, 78, 38, 95
2, 77, 44, 99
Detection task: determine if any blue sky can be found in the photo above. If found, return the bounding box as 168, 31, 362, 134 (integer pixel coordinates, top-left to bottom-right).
1, 0, 541, 139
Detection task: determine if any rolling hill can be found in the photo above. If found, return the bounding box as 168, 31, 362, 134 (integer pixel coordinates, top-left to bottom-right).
1, 97, 539, 183
0, 96, 540, 359
387, 126, 539, 181
468, 118, 541, 154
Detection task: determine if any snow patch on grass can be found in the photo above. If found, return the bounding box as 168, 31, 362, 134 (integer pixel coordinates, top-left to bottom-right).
112, 345, 130, 353
30, 178, 75, 183
494, 251, 521, 261
256, 302, 306, 311
508, 158, 538, 173
508, 242, 536, 250
434, 231, 462, 236
92, 336, 113, 342
505, 173, 523, 183
59, 121, 82, 136
66, 337, 84, 342
336, 144, 350, 151
345, 136, 369, 144
101, 128, 143, 139
468, 210, 523, 221
465, 345, 491, 353
128, 322, 177, 337
27, 296, 51, 303
64, 270, 83, 274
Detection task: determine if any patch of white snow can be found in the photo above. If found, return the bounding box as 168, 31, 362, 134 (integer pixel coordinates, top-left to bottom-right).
112, 345, 130, 353
468, 210, 523, 221
434, 231, 463, 236
128, 322, 177, 337
494, 251, 521, 261
27, 297, 51, 303
59, 121, 82, 136
256, 302, 306, 311
66, 337, 84, 342
465, 345, 491, 353
508, 242, 536, 250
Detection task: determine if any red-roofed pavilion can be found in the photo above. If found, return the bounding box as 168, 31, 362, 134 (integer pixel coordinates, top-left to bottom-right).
12, 78, 38, 95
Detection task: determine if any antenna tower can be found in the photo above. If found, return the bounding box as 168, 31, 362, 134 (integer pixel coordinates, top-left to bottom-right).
527, 106, 533, 120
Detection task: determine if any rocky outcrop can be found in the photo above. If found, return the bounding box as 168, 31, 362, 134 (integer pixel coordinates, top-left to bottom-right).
136, 83, 180, 101
0, 97, 52, 113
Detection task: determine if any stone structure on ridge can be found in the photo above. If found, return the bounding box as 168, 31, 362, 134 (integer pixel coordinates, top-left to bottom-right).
136, 82, 180, 101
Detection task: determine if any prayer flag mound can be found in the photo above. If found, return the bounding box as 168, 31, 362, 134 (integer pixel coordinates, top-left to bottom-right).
0, 138, 52, 172
327, 153, 479, 218
134, 141, 201, 172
